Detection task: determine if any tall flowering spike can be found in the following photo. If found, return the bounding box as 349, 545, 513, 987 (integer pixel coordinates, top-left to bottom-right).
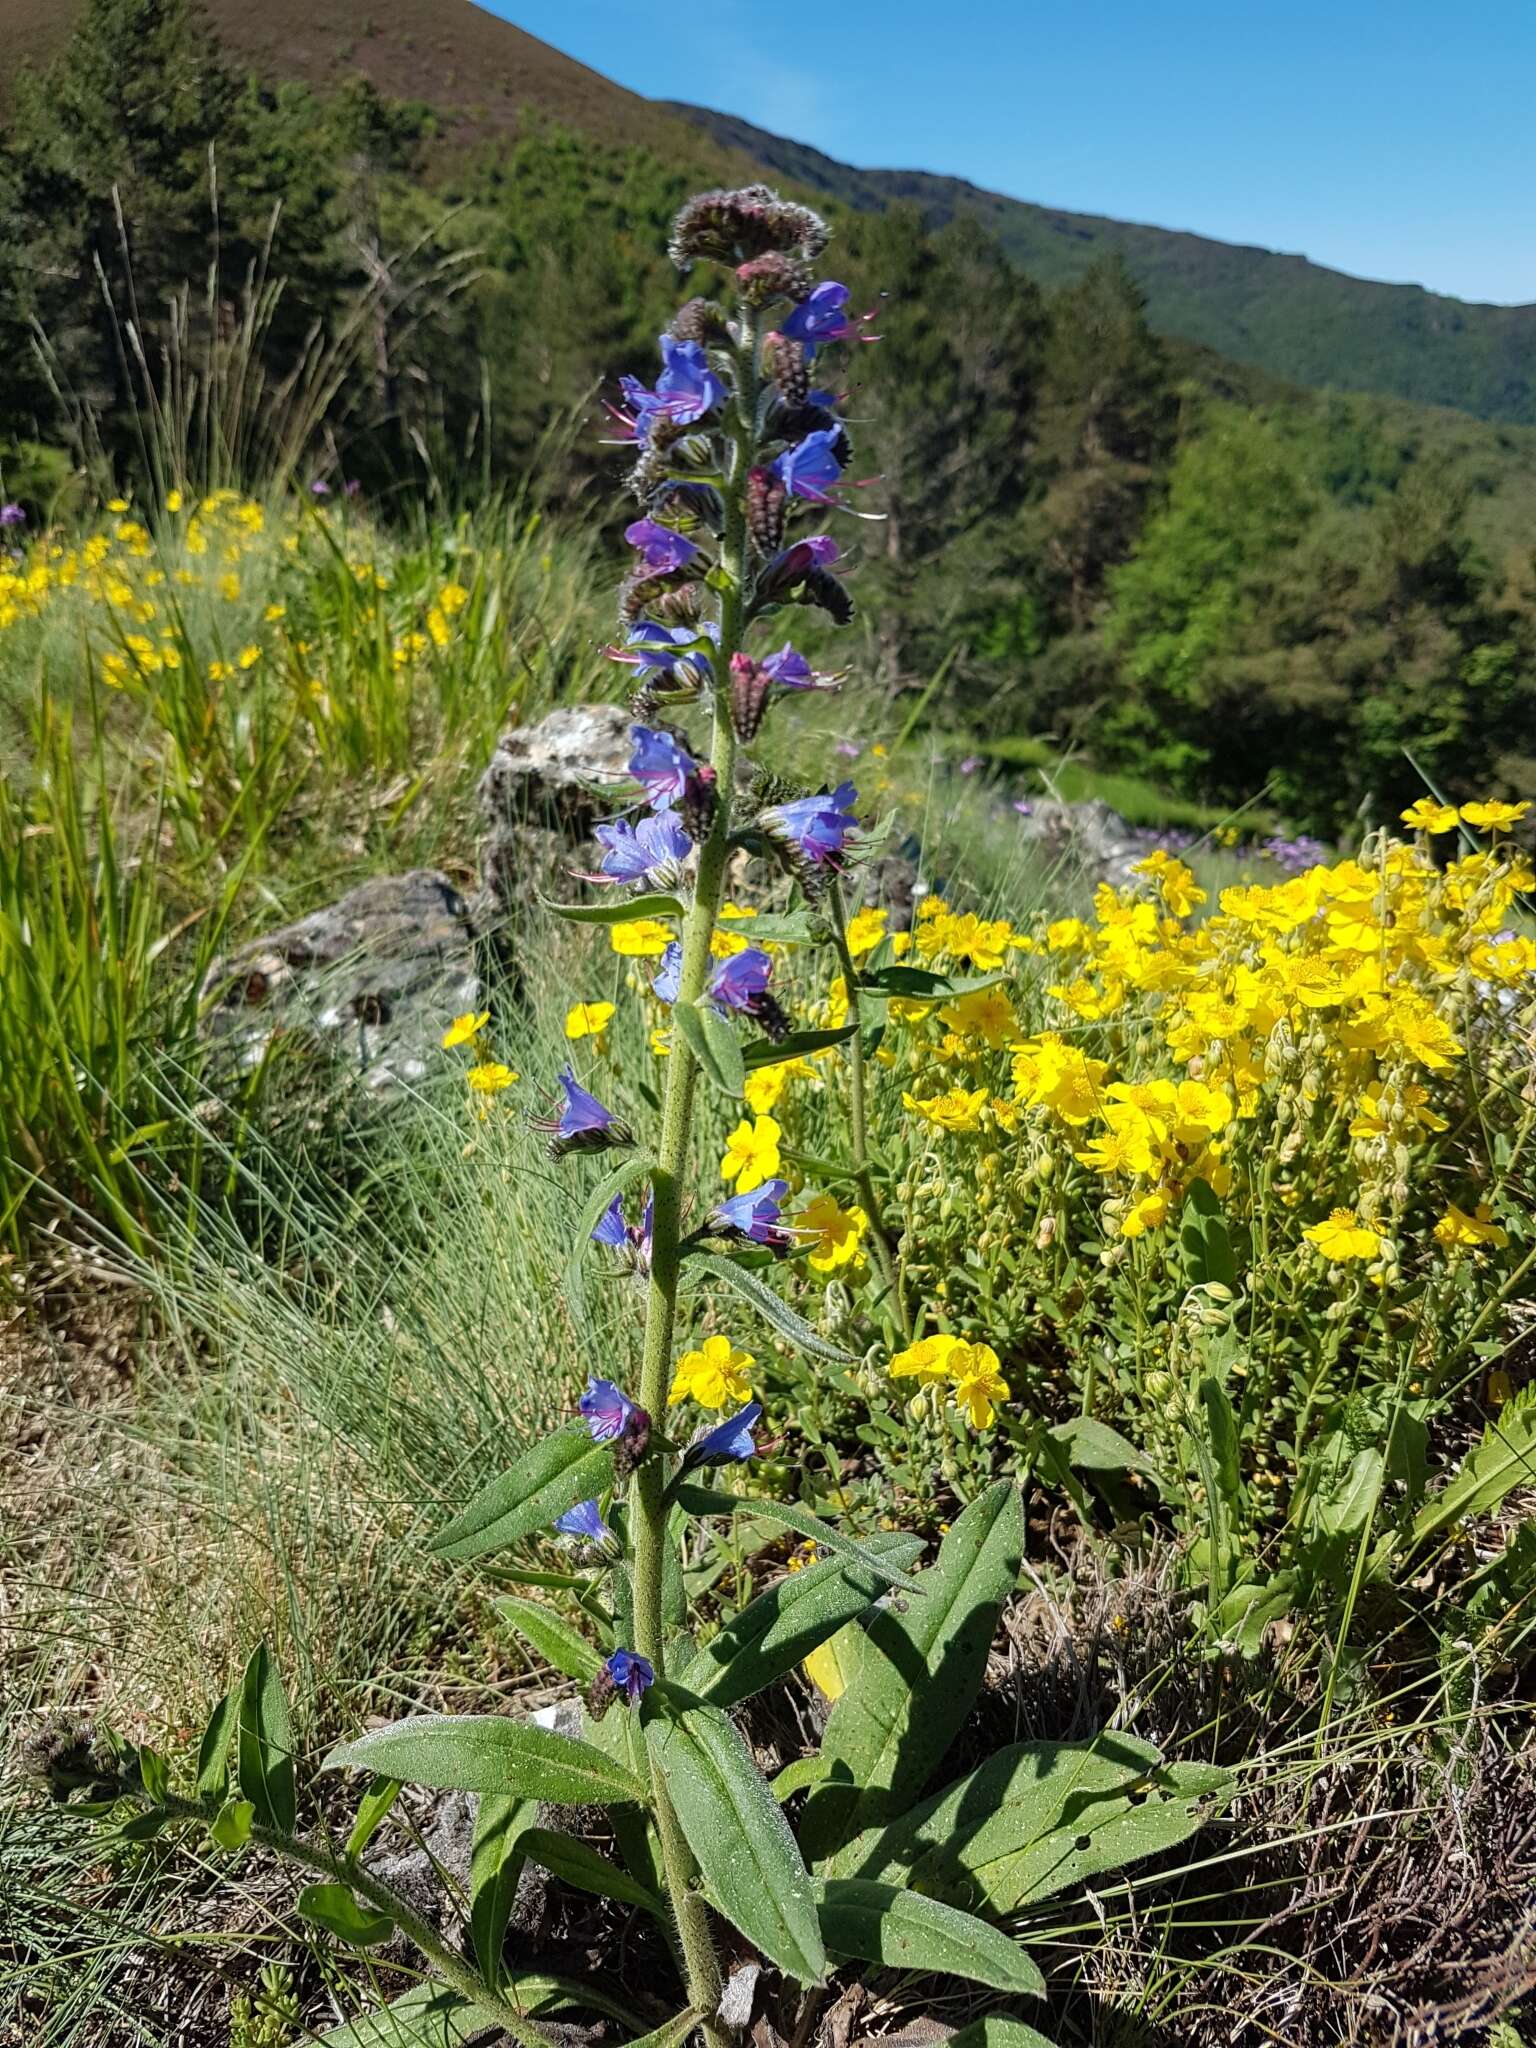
668, 184, 829, 269
539, 1068, 632, 1159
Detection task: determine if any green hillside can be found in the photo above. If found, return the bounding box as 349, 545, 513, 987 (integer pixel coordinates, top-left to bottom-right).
670, 103, 1536, 426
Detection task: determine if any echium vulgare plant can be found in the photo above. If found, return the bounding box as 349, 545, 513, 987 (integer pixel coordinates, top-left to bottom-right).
34, 188, 1227, 2048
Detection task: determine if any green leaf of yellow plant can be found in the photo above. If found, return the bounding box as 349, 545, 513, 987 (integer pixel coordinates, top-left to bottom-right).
431, 1424, 616, 1563
207, 1798, 254, 1852
322, 1715, 647, 1806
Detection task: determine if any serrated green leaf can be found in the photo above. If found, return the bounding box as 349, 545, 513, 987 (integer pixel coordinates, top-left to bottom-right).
494, 1595, 605, 1683
471, 1791, 535, 1990
681, 1533, 925, 1709
544, 892, 686, 926
817, 1878, 1044, 1994
322, 1715, 647, 1806
298, 1882, 396, 1947
345, 1777, 402, 1860
646, 1690, 825, 1983
208, 1798, 253, 1851
431, 1424, 616, 1562
801, 1481, 1023, 1862
741, 1025, 853, 1069
672, 1001, 744, 1097
195, 1690, 238, 1804
685, 1253, 855, 1362
670, 1484, 919, 1595
311, 1985, 481, 2047
518, 1827, 665, 1917
237, 1641, 295, 1835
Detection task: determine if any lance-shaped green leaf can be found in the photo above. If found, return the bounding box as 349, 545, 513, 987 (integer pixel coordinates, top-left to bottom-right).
741, 1025, 853, 1068
565, 1154, 654, 1310
312, 1985, 481, 2047
681, 1533, 925, 1708
671, 1484, 920, 1595
1410, 1385, 1536, 1545
722, 910, 821, 944
195, 1690, 238, 1804
494, 1595, 605, 1684
625, 2013, 705, 2048
543, 891, 686, 925
518, 1827, 665, 1917
298, 1883, 396, 1948
345, 1776, 402, 1860
816, 1878, 1045, 1994
646, 1689, 825, 1983
684, 1253, 855, 1362
323, 1715, 647, 1805
832, 1733, 1227, 1914
947, 2022, 1062, 2048
237, 1641, 296, 1835
432, 1424, 616, 1562
800, 1481, 1023, 1862
672, 1000, 745, 1097
470, 1791, 535, 1989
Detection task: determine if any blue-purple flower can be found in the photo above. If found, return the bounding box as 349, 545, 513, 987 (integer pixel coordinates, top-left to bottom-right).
759, 781, 859, 871
652, 941, 683, 1006
607, 620, 717, 686
538, 1068, 632, 1158
606, 1648, 655, 1705
710, 1179, 795, 1252
706, 946, 773, 1015
629, 725, 702, 811
554, 1498, 613, 1543
593, 812, 692, 887
624, 517, 698, 574
0, 503, 26, 528
309, 478, 331, 497
617, 336, 727, 440
779, 281, 859, 355
772, 429, 844, 504
592, 1190, 653, 1269
683, 1403, 763, 1470
761, 642, 839, 691
581, 1377, 637, 1442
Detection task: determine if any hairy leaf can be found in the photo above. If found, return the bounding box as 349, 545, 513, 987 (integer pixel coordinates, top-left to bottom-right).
544, 892, 685, 925
1411, 1385, 1536, 1545
741, 1025, 853, 1068
237, 1641, 295, 1835
671, 1484, 920, 1593
647, 1689, 825, 1983
323, 1716, 647, 1805
470, 1791, 535, 1989
431, 1424, 616, 1562
686, 1253, 856, 1362
518, 1826, 665, 1917
345, 1777, 402, 1861
311, 1985, 481, 2047
672, 1000, 744, 1097
494, 1594, 605, 1683
298, 1882, 395, 1948
195, 1691, 238, 1804
817, 1878, 1045, 1994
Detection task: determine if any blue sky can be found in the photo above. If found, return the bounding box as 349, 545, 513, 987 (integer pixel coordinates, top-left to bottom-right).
490, 1, 1534, 305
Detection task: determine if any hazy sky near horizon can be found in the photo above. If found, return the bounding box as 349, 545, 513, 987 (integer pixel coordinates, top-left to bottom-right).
492, 1, 1536, 305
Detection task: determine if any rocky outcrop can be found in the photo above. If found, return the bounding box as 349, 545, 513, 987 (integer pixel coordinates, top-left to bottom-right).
199, 869, 481, 1093
478, 701, 636, 915
1011, 795, 1147, 888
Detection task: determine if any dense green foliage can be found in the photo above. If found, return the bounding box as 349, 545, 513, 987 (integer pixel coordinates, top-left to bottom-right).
2, 0, 1536, 831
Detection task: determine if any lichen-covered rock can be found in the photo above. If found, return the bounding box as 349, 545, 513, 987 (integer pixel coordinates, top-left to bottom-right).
1011, 795, 1146, 887
478, 702, 636, 914
199, 869, 480, 1093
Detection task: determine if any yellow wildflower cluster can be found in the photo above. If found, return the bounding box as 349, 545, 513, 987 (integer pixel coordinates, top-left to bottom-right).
890, 1333, 1010, 1429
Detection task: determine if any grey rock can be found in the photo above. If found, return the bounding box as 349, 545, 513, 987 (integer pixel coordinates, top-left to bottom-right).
478, 702, 636, 913
1011, 795, 1146, 887
200, 869, 480, 1093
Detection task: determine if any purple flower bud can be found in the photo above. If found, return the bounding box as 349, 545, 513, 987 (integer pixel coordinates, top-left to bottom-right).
652, 941, 683, 1006
779, 281, 859, 356
772, 429, 845, 504
746, 466, 788, 555
594, 812, 693, 887
729, 652, 773, 741
707, 946, 773, 1016
624, 517, 698, 574
0, 503, 26, 527
711, 1180, 795, 1252
760, 781, 859, 871
537, 1068, 632, 1158
554, 1498, 612, 1542
756, 534, 840, 605
629, 726, 702, 811
762, 332, 811, 406
309, 478, 331, 497
683, 1403, 763, 1471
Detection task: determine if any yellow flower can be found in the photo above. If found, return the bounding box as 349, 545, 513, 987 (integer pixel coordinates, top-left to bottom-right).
1433, 1203, 1509, 1251
890, 1332, 961, 1385
1131, 848, 1207, 919
565, 1000, 616, 1043
802, 1635, 850, 1701
1458, 799, 1530, 831
610, 918, 673, 958
441, 1009, 489, 1049
264, 603, 287, 622
902, 1084, 989, 1134
237, 643, 261, 669
795, 1193, 868, 1273
466, 1061, 518, 1094
427, 607, 451, 648
844, 906, 888, 957
439, 581, 470, 613
649, 1027, 672, 1057
1120, 1192, 1170, 1238
937, 986, 1014, 1046
1302, 1208, 1384, 1261
218, 573, 241, 602
721, 1114, 782, 1192
669, 1332, 754, 1410
1400, 797, 1459, 833
947, 1341, 1009, 1429
743, 1062, 787, 1115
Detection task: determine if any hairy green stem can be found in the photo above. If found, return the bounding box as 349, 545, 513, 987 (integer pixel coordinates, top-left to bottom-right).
826, 880, 911, 1339
628, 306, 762, 2048
145, 1790, 559, 2048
